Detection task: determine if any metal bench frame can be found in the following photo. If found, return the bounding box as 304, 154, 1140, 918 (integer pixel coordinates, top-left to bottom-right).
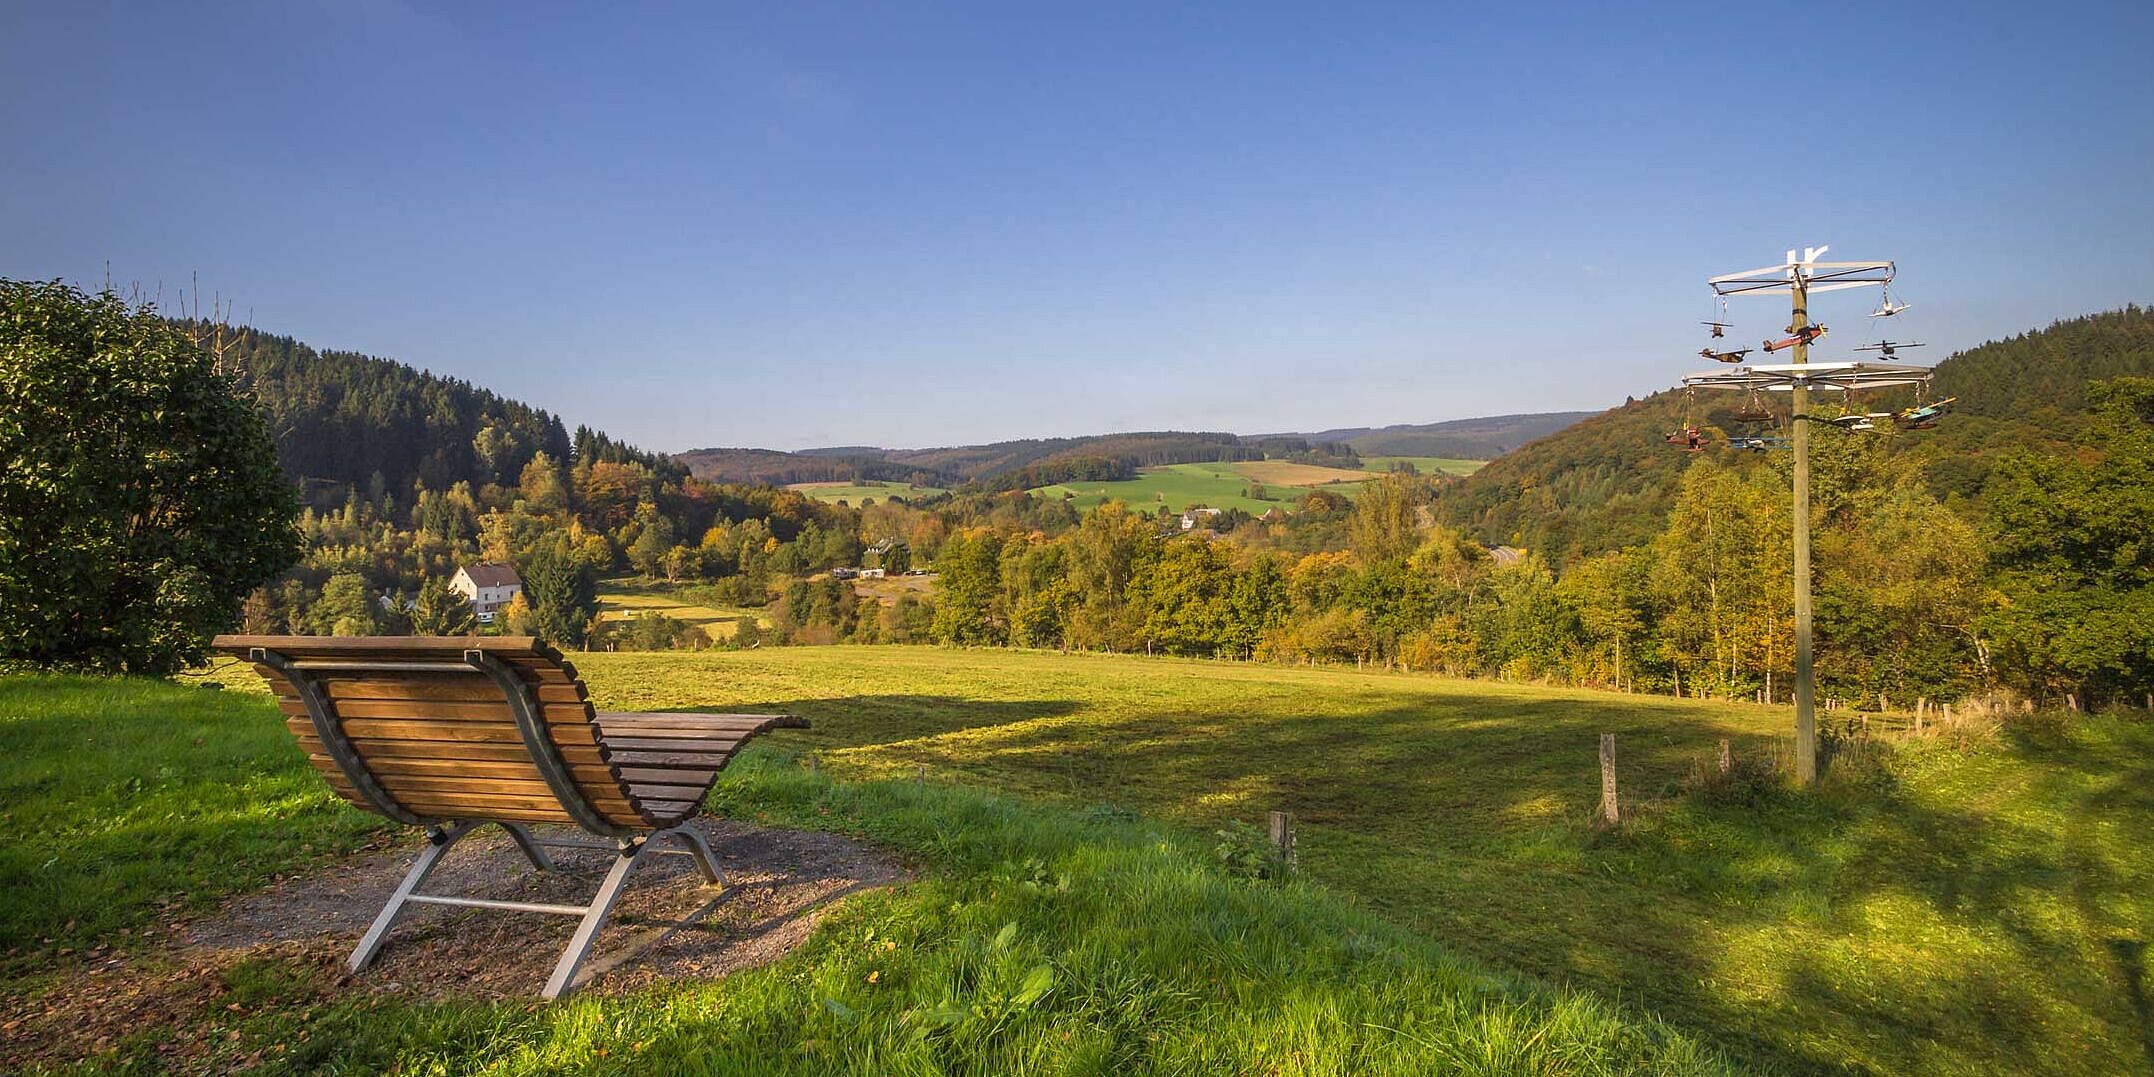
249, 644, 743, 999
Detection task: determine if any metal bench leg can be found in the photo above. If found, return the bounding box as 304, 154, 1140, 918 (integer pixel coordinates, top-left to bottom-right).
351, 822, 476, 974
496, 821, 556, 872
663, 824, 727, 887
541, 838, 654, 1000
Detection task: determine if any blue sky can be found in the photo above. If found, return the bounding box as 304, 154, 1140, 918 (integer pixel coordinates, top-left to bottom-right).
5, 2, 2151, 451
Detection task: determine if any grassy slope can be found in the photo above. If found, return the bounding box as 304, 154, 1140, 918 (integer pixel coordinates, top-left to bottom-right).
1361, 455, 1487, 477
786, 481, 950, 504
596, 578, 769, 636
568, 648, 2154, 1076
0, 671, 1724, 1076
4, 650, 2147, 1073
0, 675, 388, 962
1033, 461, 1373, 514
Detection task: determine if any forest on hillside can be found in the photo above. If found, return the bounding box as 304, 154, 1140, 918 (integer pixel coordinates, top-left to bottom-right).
233, 307, 2154, 711
1434, 305, 2154, 567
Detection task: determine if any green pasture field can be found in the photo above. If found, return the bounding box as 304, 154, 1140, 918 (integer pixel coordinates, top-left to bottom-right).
1032, 461, 1371, 514
1, 666, 1722, 1075
786, 481, 949, 504
4, 648, 2149, 1073
1359, 455, 1486, 476
596, 577, 767, 637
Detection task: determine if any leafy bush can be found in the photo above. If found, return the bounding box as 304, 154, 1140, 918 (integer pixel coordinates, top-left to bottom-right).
0, 281, 297, 674
1212, 818, 1292, 880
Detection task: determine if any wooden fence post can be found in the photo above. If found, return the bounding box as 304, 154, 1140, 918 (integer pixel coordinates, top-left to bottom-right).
806, 754, 818, 775
1718, 738, 1731, 776
915, 764, 926, 784
1599, 734, 1619, 825
1268, 810, 1297, 870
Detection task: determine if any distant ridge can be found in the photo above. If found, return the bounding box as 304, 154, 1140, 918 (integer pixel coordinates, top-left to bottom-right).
677, 411, 1593, 488
1266, 412, 1596, 458
1431, 305, 2154, 566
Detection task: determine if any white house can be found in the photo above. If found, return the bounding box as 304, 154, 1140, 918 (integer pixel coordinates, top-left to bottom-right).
1178, 507, 1223, 531
450, 563, 523, 624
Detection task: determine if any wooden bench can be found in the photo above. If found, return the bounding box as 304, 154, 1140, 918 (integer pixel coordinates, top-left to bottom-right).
214, 634, 807, 998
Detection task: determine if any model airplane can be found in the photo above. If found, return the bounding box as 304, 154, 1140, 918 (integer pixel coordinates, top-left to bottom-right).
1893, 397, 1958, 430
1664, 425, 1708, 452
1802, 411, 1888, 432
1871, 298, 1911, 317
1731, 435, 1786, 453
1856, 340, 1926, 359
1701, 320, 1731, 339
1763, 324, 1827, 353
1700, 346, 1752, 364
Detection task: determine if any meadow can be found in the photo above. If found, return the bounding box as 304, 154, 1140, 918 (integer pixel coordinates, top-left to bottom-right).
595, 577, 769, 637
782, 460, 1485, 516
2, 667, 1723, 1075
785, 480, 951, 504
1359, 455, 1486, 477
1033, 460, 1378, 514
4, 647, 2148, 1074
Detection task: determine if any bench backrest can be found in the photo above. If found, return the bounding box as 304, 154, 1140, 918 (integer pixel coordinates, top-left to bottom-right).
214, 635, 657, 836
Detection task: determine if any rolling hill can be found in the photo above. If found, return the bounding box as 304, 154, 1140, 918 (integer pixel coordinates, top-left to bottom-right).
1271, 411, 1596, 457
1432, 305, 2154, 565
216, 324, 682, 504
677, 413, 1585, 490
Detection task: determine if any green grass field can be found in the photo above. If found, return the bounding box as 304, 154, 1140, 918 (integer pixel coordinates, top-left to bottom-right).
786, 481, 950, 504
2, 665, 1724, 1075
1033, 461, 1373, 514
1360, 455, 1486, 476
596, 577, 768, 636
6, 648, 2150, 1074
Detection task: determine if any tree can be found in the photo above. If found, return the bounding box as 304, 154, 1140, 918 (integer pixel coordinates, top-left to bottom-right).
931, 528, 1006, 644
522, 546, 598, 646
1131, 538, 1239, 656
1348, 473, 1423, 564
1983, 377, 2154, 706
0, 281, 298, 673
410, 574, 477, 636
312, 572, 379, 636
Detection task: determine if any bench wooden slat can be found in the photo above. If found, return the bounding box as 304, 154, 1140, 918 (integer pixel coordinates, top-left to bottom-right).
221, 634, 808, 835
290, 727, 613, 767
276, 698, 596, 725
304, 759, 638, 815
219, 634, 553, 657
324, 679, 588, 705
593, 734, 750, 753
346, 755, 618, 784
605, 749, 751, 767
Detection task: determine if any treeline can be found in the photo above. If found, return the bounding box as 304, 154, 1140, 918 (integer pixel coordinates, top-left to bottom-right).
912, 378, 2153, 708
972, 455, 1137, 492
221, 326, 574, 503
243, 443, 871, 649
1434, 306, 2154, 569
683, 431, 1287, 488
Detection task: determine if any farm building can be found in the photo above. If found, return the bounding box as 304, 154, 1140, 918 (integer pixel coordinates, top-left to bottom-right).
1178, 507, 1223, 531
449, 562, 523, 624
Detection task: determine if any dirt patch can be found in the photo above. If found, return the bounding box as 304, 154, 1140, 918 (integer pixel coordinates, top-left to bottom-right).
186, 818, 906, 997
2, 819, 906, 1067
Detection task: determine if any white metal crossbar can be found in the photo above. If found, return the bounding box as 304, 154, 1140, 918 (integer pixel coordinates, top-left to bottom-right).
349, 820, 728, 999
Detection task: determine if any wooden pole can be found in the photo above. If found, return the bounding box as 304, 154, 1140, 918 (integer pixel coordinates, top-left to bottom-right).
1790, 272, 1817, 786
1599, 733, 1620, 825
1718, 737, 1732, 776
1268, 810, 1296, 869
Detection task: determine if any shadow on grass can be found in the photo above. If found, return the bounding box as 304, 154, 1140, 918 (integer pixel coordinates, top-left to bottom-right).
696, 689, 2154, 1075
